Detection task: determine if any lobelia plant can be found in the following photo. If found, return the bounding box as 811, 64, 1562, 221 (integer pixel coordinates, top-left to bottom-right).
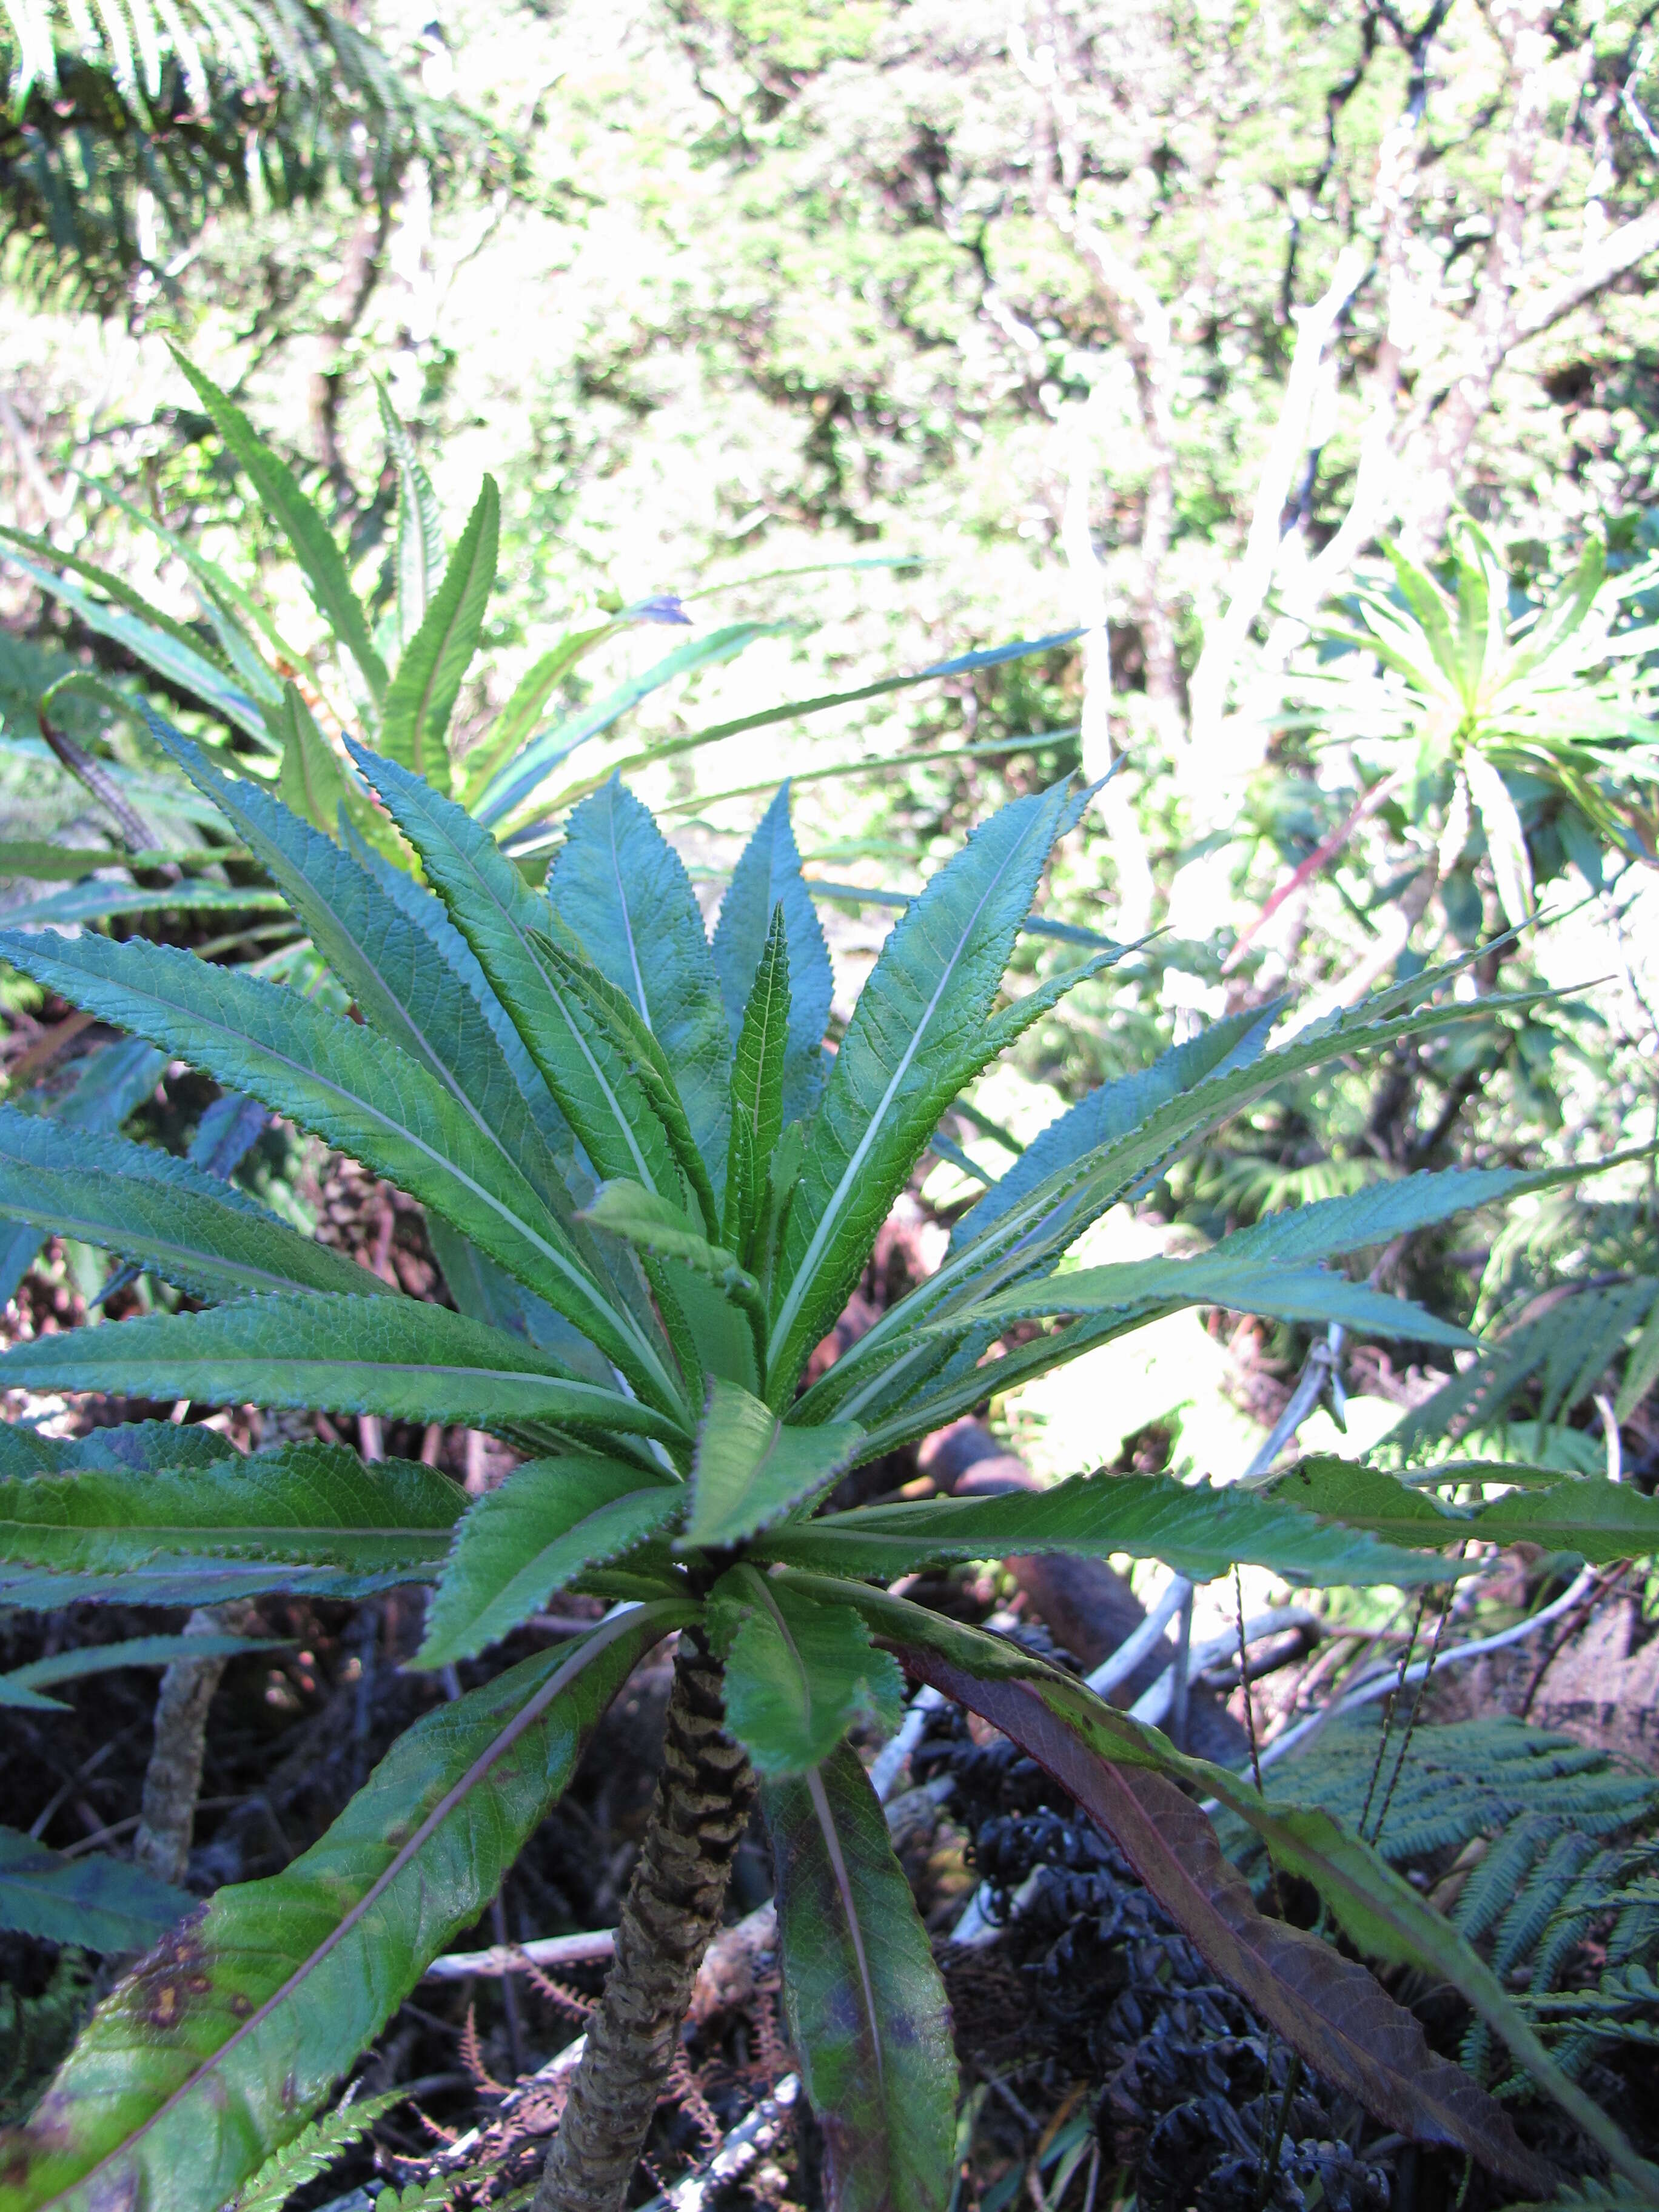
2, 723, 1659, 2209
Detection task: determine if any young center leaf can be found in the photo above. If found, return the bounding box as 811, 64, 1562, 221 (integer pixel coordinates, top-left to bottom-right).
0, 1607, 688, 2212
415, 1453, 682, 1667
708, 1566, 903, 1777
683, 1376, 862, 1550
711, 785, 833, 1128
379, 475, 499, 786
548, 775, 732, 1175
762, 1743, 957, 2212
766, 779, 1075, 1400
724, 903, 790, 1256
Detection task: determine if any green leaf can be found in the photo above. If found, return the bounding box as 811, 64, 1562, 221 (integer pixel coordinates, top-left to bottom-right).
1464, 750, 1535, 928
0, 1632, 284, 1711
0, 1108, 389, 1304
0, 924, 666, 1406
228, 2089, 405, 2212
155, 722, 580, 1215
768, 779, 1074, 1399
0, 1441, 459, 1575
762, 1744, 956, 2212
953, 1255, 1475, 1347
0, 879, 286, 929
581, 1182, 764, 1356
380, 476, 498, 786
0, 532, 267, 742
1615, 1292, 1659, 1424
0, 1606, 688, 2212
834, 1578, 1643, 2198
414, 1453, 681, 1667
270, 685, 386, 852
0, 1035, 167, 1307
170, 350, 389, 703
760, 1467, 1466, 1586
377, 381, 446, 648
712, 785, 833, 1128
344, 745, 692, 1244
0, 1828, 190, 1953
0, 1419, 239, 1478
474, 621, 785, 826
709, 1565, 903, 1777
684, 1376, 861, 1549
548, 774, 732, 1177
1275, 1456, 1659, 1564
837, 977, 1554, 1408
454, 623, 617, 808
0, 1296, 686, 1445
724, 903, 789, 1255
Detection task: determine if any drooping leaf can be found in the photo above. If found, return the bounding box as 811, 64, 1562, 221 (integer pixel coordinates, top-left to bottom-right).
768, 780, 1074, 1399
0, 925, 668, 1405
684, 1376, 862, 1549
414, 1453, 681, 1667
548, 775, 731, 1175
708, 1566, 903, 1777
762, 1744, 956, 2212
1275, 1456, 1659, 1564
954, 1254, 1475, 1347
832, 1578, 1641, 2197
0, 534, 267, 741
712, 785, 833, 1127
581, 1183, 763, 1341
0, 1828, 190, 1953
0, 880, 285, 930
171, 350, 389, 703
0, 1295, 687, 1445
379, 477, 498, 786
0, 1632, 286, 1711
0, 1607, 688, 2212
759, 1467, 1464, 1586
1464, 750, 1535, 928
0, 1109, 389, 1304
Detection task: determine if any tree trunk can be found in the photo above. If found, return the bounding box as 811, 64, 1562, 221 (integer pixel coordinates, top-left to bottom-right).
534, 1629, 756, 2212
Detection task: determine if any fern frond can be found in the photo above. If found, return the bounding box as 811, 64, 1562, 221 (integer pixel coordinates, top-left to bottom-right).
229, 2087, 404, 2211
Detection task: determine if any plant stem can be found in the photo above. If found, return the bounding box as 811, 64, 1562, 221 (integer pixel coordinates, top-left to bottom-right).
534, 1629, 756, 2212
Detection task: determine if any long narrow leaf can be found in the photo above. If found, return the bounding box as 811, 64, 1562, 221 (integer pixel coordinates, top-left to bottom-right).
170, 350, 389, 704
762, 1745, 956, 2212
0, 1295, 688, 1443
768, 779, 1073, 1399
711, 785, 833, 1128
379, 477, 498, 785
0, 1607, 687, 2212
0, 1828, 189, 1953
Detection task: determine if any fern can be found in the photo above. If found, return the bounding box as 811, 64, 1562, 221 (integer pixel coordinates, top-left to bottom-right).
0, 1950, 92, 2125
1224, 1714, 1659, 2093
229, 2088, 404, 2211
1386, 1276, 1659, 1466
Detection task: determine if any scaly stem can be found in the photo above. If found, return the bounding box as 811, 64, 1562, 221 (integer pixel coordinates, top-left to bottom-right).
534, 1629, 755, 2212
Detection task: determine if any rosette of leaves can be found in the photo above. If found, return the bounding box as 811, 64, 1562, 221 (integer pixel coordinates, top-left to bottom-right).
0, 741, 1654, 2211
1304, 523, 1659, 925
